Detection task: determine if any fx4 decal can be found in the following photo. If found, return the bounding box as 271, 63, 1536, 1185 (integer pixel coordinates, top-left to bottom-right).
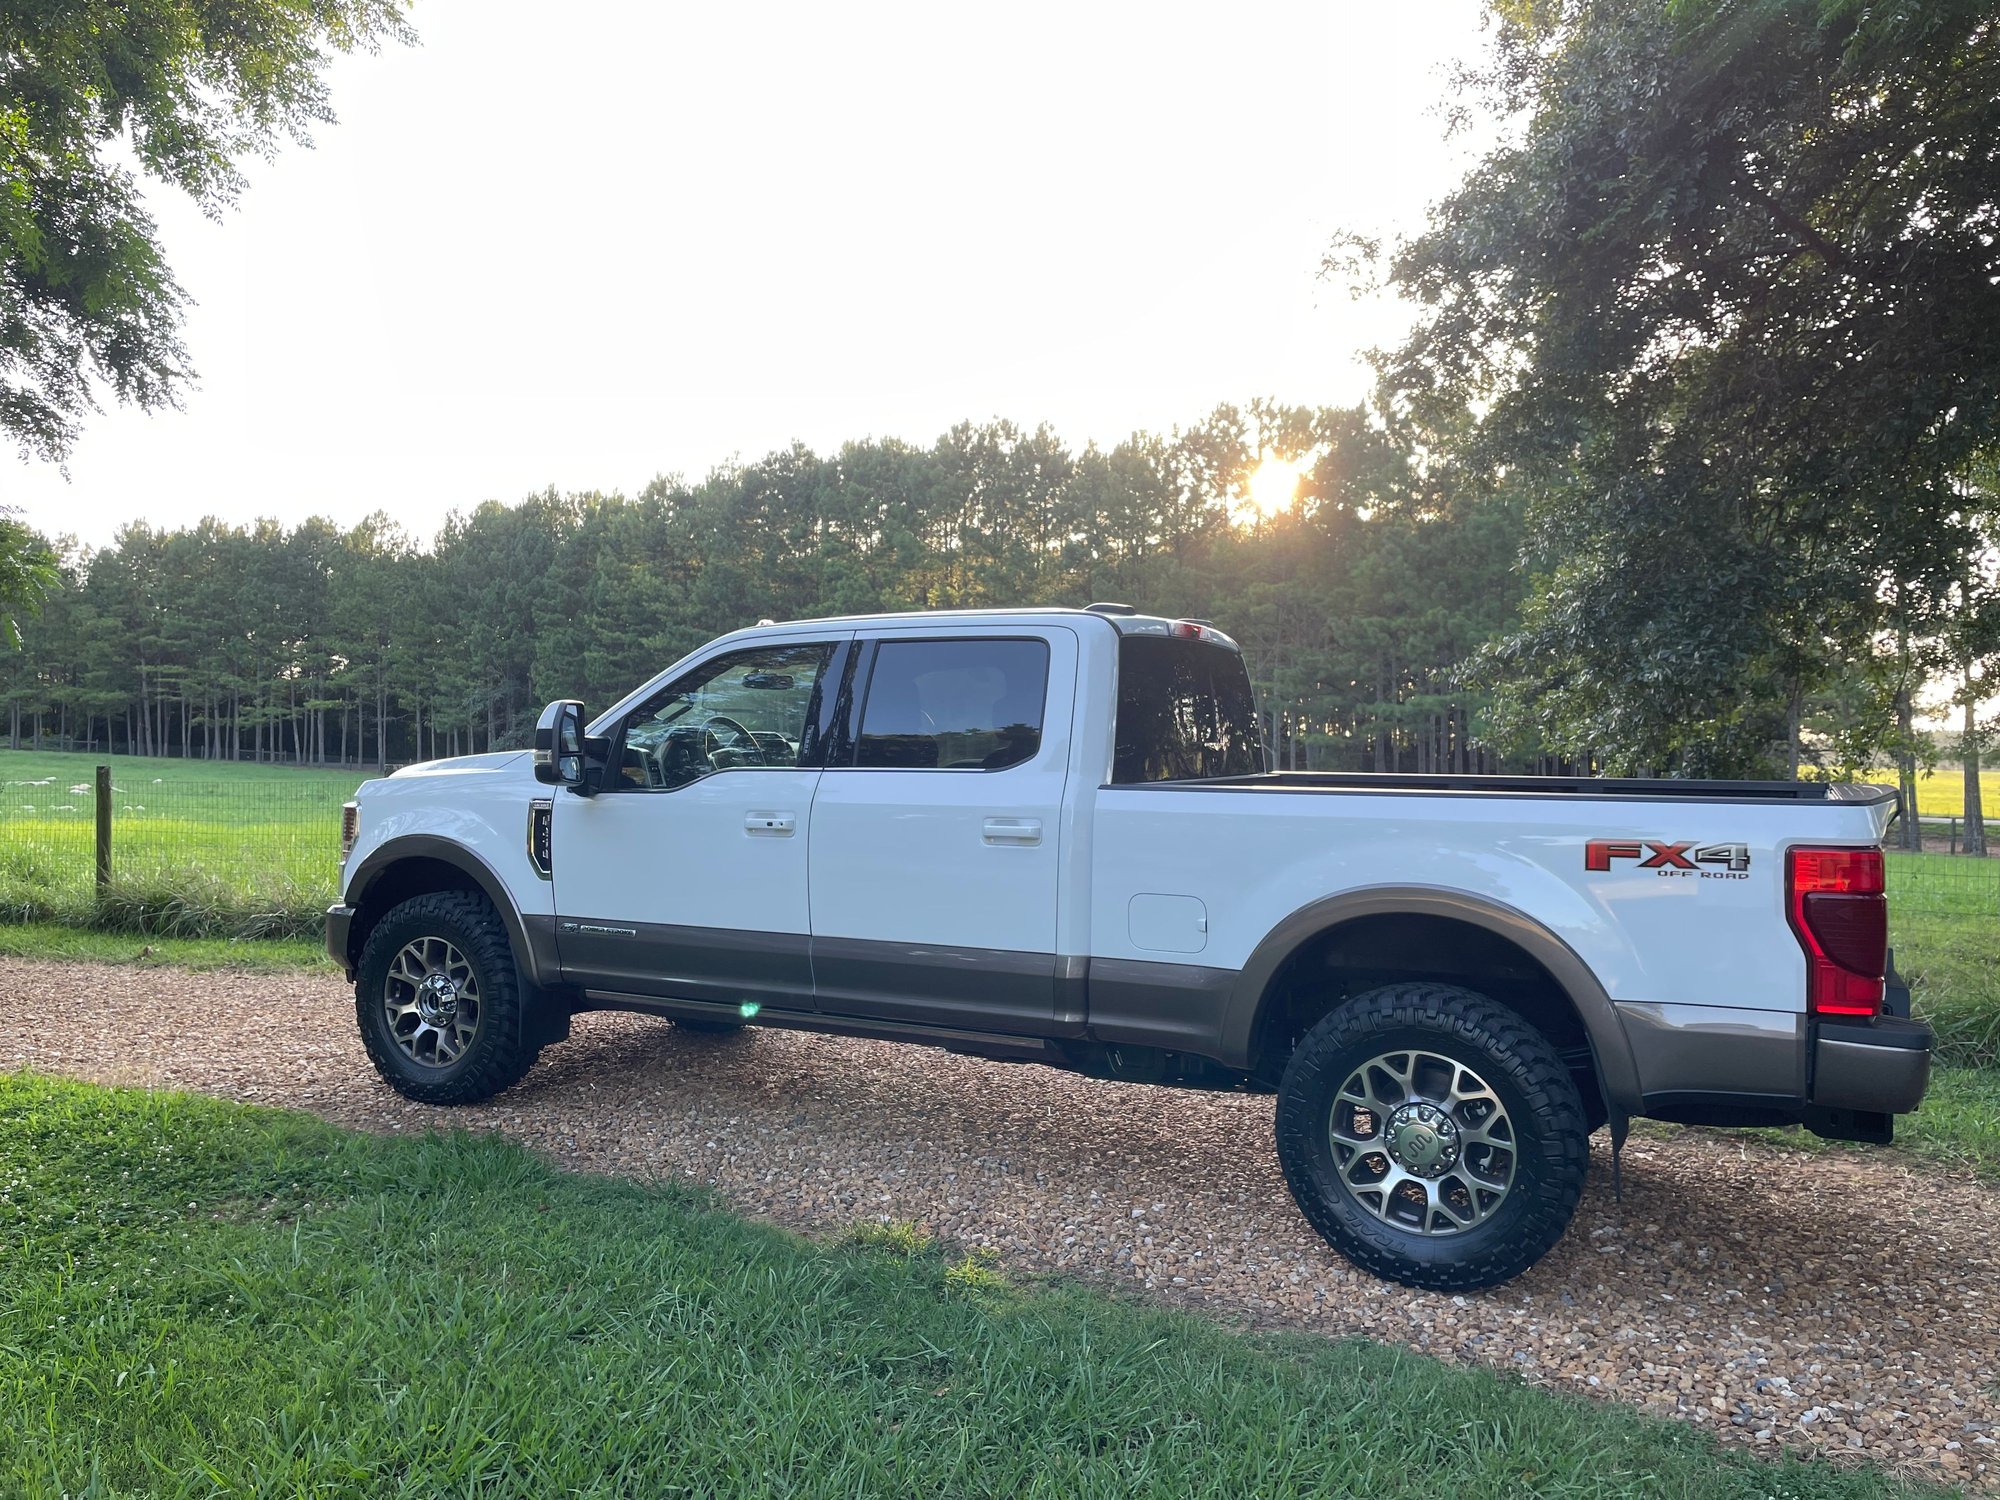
1584, 839, 1751, 879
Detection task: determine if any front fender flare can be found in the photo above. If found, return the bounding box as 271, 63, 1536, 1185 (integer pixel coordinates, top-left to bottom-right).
343, 835, 562, 990
1219, 884, 1642, 1115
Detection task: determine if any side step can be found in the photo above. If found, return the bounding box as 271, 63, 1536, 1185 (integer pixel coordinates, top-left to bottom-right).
578, 990, 1059, 1063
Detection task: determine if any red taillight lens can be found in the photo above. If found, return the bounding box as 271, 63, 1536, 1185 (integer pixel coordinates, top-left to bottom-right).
1786, 847, 1887, 1016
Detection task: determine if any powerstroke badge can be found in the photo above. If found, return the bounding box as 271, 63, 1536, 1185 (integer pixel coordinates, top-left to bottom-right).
1584, 840, 1751, 878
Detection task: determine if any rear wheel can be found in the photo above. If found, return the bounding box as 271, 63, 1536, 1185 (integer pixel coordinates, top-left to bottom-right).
1274, 983, 1588, 1290
355, 890, 541, 1105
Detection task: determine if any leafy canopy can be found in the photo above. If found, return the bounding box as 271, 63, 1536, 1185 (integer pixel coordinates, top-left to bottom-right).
0, 0, 412, 461
1365, 0, 2000, 775
0, 508, 56, 647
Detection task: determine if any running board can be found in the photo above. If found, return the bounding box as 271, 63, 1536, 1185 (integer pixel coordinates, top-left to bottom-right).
578, 990, 1060, 1062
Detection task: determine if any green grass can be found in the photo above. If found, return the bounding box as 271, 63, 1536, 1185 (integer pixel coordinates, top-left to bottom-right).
0, 1074, 1947, 1500
1661, 1067, 2000, 1184
0, 746, 372, 937
1879, 1066, 2000, 1177
1887, 852, 1999, 1068
0, 745, 373, 793
1906, 767, 2000, 820
0, 920, 326, 971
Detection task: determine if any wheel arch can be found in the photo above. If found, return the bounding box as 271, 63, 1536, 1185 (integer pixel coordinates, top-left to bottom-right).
1223, 886, 1641, 1120
342, 836, 560, 990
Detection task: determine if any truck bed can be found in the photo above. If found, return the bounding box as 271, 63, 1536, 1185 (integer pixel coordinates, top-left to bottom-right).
1112, 771, 1901, 805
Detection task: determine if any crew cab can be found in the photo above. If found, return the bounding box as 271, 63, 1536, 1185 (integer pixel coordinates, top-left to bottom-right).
327, 606, 1932, 1289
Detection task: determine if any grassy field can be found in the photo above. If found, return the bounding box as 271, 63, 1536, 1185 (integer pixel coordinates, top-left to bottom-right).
0, 745, 373, 793
1905, 766, 2000, 819
0, 1073, 1944, 1500
0, 747, 371, 937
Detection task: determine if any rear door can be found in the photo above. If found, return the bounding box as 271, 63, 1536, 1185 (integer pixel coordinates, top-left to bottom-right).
808, 626, 1076, 1032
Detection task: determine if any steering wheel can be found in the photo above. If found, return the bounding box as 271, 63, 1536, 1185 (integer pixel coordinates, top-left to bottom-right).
699, 714, 766, 769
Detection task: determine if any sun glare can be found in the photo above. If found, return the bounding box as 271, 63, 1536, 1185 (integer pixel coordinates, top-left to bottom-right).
1248, 455, 1305, 515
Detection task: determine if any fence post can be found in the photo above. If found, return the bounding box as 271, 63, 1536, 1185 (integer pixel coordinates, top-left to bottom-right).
94, 764, 111, 891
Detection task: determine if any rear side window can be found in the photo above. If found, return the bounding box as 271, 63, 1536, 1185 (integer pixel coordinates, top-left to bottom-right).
854, 638, 1050, 770
1112, 635, 1266, 783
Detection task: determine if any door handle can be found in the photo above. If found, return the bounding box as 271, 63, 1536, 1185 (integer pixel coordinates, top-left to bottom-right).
982, 817, 1042, 846
744, 811, 796, 836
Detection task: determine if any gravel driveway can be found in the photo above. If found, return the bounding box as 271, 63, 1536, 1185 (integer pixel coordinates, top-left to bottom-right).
4, 955, 1994, 1488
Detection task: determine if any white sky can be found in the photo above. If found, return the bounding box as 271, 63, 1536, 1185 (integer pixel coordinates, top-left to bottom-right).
5, 1, 1493, 549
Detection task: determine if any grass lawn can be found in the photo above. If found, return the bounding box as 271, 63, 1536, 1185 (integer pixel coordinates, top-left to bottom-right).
1870, 1065, 2000, 1176
0, 920, 328, 971
0, 745, 375, 792
0, 1074, 1946, 1500
1886, 852, 1998, 1068
0, 747, 376, 937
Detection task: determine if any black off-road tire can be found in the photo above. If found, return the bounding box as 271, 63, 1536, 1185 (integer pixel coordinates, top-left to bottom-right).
355, 890, 542, 1105
1274, 983, 1589, 1291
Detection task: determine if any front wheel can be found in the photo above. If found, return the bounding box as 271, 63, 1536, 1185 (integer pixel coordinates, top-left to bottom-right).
354, 890, 541, 1105
1274, 983, 1589, 1291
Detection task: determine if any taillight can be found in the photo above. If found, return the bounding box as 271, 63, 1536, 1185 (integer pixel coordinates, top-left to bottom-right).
1786, 847, 1886, 1016
341, 801, 359, 861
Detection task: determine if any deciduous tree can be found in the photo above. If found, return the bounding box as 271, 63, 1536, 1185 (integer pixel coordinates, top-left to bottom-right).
1, 0, 412, 460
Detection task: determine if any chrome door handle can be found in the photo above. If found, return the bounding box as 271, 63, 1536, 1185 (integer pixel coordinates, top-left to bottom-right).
982, 817, 1042, 846
745, 811, 796, 836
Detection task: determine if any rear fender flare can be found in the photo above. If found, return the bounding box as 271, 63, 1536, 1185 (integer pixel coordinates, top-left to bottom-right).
1221, 885, 1642, 1115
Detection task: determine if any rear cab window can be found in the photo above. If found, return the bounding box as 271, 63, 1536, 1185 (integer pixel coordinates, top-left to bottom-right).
1112, 635, 1266, 783
851, 638, 1051, 770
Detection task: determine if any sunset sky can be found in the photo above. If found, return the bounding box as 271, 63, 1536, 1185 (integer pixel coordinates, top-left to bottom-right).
8, 2, 1493, 547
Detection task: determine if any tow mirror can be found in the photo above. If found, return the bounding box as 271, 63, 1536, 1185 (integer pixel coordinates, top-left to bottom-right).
533, 700, 592, 792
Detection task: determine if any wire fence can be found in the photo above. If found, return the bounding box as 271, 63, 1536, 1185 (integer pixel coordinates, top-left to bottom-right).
0, 768, 360, 932
1887, 848, 1998, 922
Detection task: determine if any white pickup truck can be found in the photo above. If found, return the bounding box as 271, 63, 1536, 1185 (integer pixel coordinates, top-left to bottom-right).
328, 606, 1931, 1288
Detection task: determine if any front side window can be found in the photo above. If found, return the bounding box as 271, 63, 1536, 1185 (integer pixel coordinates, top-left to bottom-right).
618, 642, 833, 790
1112, 635, 1265, 783
853, 638, 1050, 770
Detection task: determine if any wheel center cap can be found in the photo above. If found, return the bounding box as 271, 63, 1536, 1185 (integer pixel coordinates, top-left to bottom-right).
417, 974, 459, 1024
1385, 1103, 1459, 1177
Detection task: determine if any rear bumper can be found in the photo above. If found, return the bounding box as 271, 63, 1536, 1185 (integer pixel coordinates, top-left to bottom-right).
1619, 989, 1932, 1135
1810, 1015, 1932, 1116
325, 904, 357, 979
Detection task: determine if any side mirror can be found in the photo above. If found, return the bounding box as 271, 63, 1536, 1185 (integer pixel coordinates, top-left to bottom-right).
533, 700, 592, 792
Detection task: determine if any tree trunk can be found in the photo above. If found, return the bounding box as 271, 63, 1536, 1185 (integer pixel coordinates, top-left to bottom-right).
1895, 680, 1920, 851
1785, 683, 1803, 780
1964, 679, 1987, 858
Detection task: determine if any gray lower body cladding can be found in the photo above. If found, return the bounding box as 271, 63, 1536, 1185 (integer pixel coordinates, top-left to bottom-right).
326, 905, 1932, 1125
1615, 999, 1931, 1126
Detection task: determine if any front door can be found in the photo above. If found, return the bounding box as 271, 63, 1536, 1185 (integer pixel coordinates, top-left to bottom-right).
551, 635, 847, 1010
807, 627, 1074, 1032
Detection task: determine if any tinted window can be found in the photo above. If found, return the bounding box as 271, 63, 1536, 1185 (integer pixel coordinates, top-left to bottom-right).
618, 642, 834, 790
1112, 635, 1266, 783
854, 639, 1050, 770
